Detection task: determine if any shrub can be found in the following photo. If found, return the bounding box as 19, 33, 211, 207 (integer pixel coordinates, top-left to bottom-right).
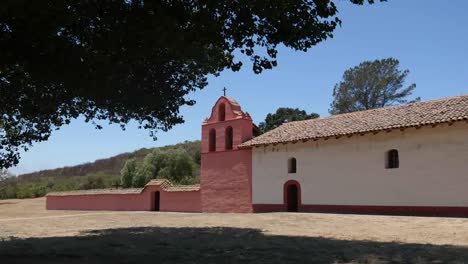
132, 173, 147, 188
120, 158, 137, 188
136, 148, 194, 185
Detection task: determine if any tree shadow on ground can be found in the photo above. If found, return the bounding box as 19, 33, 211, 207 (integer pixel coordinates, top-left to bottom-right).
1, 226, 467, 264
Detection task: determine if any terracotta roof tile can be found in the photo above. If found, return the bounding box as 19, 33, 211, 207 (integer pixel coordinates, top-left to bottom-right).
165, 184, 200, 192
146, 179, 172, 189
47, 179, 200, 196
146, 179, 168, 185
240, 94, 468, 148
47, 188, 143, 196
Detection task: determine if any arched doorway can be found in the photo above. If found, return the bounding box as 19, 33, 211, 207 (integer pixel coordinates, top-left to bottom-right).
284, 180, 301, 212
154, 191, 160, 211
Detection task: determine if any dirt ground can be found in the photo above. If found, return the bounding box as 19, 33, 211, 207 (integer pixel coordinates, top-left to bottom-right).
1, 198, 468, 263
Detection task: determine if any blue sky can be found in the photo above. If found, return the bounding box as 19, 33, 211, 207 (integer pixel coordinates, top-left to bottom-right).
11, 0, 468, 174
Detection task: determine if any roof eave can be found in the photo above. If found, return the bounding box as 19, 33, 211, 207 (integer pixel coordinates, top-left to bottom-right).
239, 117, 468, 149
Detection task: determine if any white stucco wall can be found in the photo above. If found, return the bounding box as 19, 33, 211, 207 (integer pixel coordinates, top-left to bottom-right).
252, 121, 468, 207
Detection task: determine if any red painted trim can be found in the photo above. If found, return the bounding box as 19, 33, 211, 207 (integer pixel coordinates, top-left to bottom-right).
253, 204, 285, 212
252, 204, 468, 217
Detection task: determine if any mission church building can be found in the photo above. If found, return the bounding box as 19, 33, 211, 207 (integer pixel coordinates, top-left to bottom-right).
47, 94, 468, 217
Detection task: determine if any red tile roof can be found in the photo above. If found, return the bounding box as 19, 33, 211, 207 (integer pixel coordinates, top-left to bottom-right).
165, 184, 201, 192
47, 179, 200, 196
47, 188, 143, 196
146, 179, 172, 189
146, 179, 200, 192
240, 94, 468, 148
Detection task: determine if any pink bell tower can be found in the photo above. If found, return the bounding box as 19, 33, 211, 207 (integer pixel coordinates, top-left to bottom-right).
200, 96, 256, 213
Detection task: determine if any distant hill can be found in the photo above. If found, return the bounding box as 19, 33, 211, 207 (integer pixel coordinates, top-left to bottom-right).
18, 140, 201, 181
18, 148, 152, 181
0, 141, 201, 200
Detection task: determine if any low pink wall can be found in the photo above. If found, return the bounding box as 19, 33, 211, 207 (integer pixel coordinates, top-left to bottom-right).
160, 191, 201, 212
46, 193, 151, 211
47, 186, 201, 212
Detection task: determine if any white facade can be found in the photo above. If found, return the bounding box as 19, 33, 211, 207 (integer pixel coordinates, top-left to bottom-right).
252, 122, 468, 207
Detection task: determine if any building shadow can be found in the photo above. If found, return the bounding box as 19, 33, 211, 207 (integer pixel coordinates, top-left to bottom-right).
1, 226, 467, 263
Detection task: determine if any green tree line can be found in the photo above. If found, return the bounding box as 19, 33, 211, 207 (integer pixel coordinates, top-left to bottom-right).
0, 141, 201, 199
120, 148, 199, 188
0, 173, 120, 200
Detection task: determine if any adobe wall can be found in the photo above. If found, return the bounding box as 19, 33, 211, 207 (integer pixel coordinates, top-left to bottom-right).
46, 186, 201, 212
46, 192, 151, 211
201, 149, 252, 213
160, 191, 201, 212
252, 121, 468, 216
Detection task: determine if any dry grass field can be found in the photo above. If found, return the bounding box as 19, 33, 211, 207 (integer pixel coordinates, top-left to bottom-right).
1, 198, 468, 263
